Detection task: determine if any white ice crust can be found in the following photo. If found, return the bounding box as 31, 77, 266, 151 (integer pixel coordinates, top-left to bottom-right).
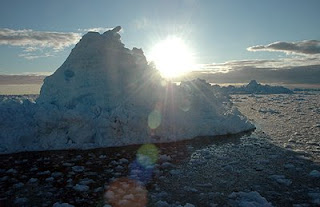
0, 27, 254, 154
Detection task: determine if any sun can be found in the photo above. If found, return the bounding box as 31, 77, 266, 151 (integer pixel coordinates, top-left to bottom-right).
149, 36, 195, 78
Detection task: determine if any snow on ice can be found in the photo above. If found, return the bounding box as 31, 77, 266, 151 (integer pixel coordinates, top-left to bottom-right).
0, 27, 254, 154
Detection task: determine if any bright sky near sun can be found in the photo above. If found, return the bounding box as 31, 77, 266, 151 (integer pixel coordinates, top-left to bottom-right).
0, 0, 320, 76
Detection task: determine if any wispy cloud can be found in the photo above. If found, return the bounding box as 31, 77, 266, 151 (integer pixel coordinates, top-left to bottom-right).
199, 59, 280, 73
18, 52, 54, 60
198, 40, 320, 75
0, 28, 81, 51
0, 27, 121, 59
247, 40, 320, 55
0, 28, 82, 59
192, 42, 320, 84
189, 64, 320, 84
200, 55, 320, 74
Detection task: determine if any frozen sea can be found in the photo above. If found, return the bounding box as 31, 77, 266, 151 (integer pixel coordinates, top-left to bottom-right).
0, 92, 320, 206
0, 84, 42, 95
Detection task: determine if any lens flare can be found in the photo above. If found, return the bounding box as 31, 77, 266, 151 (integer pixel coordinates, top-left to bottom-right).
137, 144, 159, 167
128, 144, 159, 184
129, 159, 154, 184
160, 80, 168, 87
105, 177, 147, 207
179, 97, 191, 112
148, 110, 162, 129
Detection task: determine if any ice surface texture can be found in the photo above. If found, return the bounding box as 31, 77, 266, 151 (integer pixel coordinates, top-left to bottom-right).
0, 27, 254, 154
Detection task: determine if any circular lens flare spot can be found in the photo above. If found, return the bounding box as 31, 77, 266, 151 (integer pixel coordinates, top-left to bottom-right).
129, 159, 154, 184
137, 144, 159, 167
179, 98, 191, 112
148, 110, 162, 129
160, 80, 167, 87
105, 178, 147, 207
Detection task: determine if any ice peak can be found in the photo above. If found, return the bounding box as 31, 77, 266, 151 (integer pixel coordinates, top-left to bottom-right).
37, 26, 154, 108
78, 26, 123, 49
101, 26, 122, 41
111, 26, 121, 33
248, 80, 259, 87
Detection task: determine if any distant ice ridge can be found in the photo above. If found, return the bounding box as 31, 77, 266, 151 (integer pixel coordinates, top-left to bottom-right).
213, 80, 294, 94
0, 26, 254, 154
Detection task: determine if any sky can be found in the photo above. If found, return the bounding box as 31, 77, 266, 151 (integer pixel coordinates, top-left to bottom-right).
0, 0, 320, 83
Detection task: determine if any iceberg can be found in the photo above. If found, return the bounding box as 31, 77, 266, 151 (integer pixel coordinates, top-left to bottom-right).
0, 27, 254, 154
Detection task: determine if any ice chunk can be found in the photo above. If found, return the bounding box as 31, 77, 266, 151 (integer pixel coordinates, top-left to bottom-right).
269, 175, 292, 186
228, 191, 273, 207
309, 170, 320, 178
73, 184, 89, 192
52, 202, 75, 207
72, 166, 84, 172
155, 200, 170, 207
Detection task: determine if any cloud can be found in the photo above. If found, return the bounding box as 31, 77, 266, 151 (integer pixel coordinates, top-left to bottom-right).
187, 65, 320, 84
0, 28, 81, 51
23, 47, 38, 52
78, 27, 113, 33
199, 55, 320, 75
0, 27, 118, 60
200, 59, 280, 72
186, 53, 320, 84
18, 52, 53, 60
248, 40, 320, 55
0, 28, 82, 59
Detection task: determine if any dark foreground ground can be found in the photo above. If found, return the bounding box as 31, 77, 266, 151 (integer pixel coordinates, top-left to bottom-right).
1, 93, 320, 207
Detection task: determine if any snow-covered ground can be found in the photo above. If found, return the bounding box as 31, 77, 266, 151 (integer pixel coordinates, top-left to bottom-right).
233, 92, 320, 160
1, 92, 320, 206
149, 92, 320, 206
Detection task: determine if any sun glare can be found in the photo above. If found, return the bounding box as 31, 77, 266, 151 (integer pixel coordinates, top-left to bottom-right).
149, 36, 195, 78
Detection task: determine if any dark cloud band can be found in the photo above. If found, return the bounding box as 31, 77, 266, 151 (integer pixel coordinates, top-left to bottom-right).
248, 40, 320, 55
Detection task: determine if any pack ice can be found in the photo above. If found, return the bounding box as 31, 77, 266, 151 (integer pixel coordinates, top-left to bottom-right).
0, 26, 254, 154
